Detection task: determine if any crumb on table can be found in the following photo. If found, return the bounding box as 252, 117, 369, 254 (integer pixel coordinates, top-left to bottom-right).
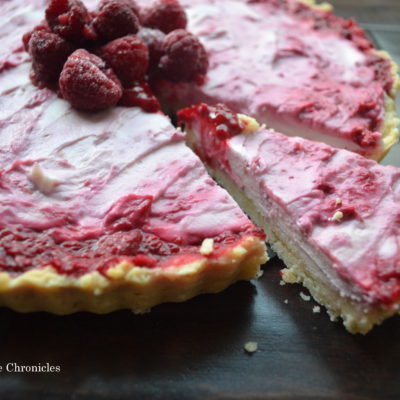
300, 291, 311, 302
244, 341, 258, 353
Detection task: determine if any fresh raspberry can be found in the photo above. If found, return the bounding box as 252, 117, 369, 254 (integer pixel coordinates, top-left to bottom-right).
137, 28, 165, 73
28, 30, 75, 88
45, 0, 89, 42
141, 0, 187, 34
159, 29, 208, 82
22, 21, 51, 52
59, 49, 123, 111
119, 81, 161, 112
92, 0, 140, 42
98, 36, 149, 87
120, 0, 141, 18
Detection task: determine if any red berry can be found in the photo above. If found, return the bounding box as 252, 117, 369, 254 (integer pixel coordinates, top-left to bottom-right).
28, 30, 75, 88
141, 0, 187, 34
119, 81, 161, 112
59, 49, 123, 111
98, 36, 149, 87
45, 0, 89, 42
121, 0, 141, 18
159, 29, 208, 82
92, 0, 140, 42
137, 28, 165, 73
22, 21, 51, 52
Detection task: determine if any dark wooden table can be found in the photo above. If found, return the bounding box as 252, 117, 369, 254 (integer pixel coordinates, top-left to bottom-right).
1, 1, 400, 399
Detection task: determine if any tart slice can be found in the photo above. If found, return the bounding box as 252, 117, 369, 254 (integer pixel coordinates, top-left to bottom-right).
179, 103, 400, 334
153, 0, 400, 160
0, 63, 267, 314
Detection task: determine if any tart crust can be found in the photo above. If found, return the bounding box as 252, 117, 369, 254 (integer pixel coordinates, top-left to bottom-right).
0, 236, 267, 314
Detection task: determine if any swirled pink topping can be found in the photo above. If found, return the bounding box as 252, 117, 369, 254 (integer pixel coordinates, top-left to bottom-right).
180, 104, 400, 306
153, 0, 395, 158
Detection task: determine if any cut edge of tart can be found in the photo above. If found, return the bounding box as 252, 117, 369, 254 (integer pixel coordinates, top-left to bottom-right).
179, 104, 400, 334
0, 234, 267, 314
205, 166, 398, 335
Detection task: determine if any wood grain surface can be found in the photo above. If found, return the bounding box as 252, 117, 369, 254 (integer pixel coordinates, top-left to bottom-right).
1, 1, 399, 399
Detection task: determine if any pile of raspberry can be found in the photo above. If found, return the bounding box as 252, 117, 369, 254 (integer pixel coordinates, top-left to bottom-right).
23, 0, 208, 112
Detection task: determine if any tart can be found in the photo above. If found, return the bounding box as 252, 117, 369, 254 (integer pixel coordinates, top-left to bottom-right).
152, 0, 400, 160
0, 0, 267, 314
179, 103, 400, 334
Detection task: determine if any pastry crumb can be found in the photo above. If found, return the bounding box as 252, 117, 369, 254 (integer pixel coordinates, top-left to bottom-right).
300, 291, 311, 302
255, 269, 264, 279
244, 341, 258, 353
279, 280, 286, 286
29, 164, 59, 195
200, 238, 214, 255
238, 114, 260, 133
312, 305, 321, 313
330, 211, 343, 222
284, 299, 289, 304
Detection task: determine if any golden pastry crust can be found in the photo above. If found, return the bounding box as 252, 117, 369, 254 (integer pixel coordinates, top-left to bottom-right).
298, 0, 333, 12
0, 236, 267, 314
376, 50, 400, 160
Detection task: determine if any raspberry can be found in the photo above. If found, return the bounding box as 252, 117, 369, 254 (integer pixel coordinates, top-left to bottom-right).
119, 82, 161, 112
159, 29, 208, 82
141, 0, 187, 34
59, 49, 123, 111
28, 30, 75, 88
137, 28, 165, 74
92, 0, 140, 42
98, 36, 149, 87
45, 0, 89, 42
22, 21, 50, 52
121, 0, 141, 18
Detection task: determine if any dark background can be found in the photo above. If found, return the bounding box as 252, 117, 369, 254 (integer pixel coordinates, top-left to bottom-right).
1, 1, 400, 399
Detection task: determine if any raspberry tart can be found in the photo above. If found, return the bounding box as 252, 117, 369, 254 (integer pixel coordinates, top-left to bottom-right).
179, 103, 400, 334
152, 0, 399, 160
0, 0, 267, 314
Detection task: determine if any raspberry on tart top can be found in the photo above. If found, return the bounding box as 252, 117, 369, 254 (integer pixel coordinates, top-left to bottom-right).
92, 0, 140, 42
141, 0, 187, 34
59, 49, 123, 111
98, 35, 149, 87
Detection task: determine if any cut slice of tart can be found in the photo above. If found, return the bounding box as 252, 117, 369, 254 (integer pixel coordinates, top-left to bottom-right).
153, 0, 400, 160
0, 58, 267, 313
179, 103, 400, 334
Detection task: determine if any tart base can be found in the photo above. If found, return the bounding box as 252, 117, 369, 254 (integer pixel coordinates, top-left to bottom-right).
0, 236, 267, 314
